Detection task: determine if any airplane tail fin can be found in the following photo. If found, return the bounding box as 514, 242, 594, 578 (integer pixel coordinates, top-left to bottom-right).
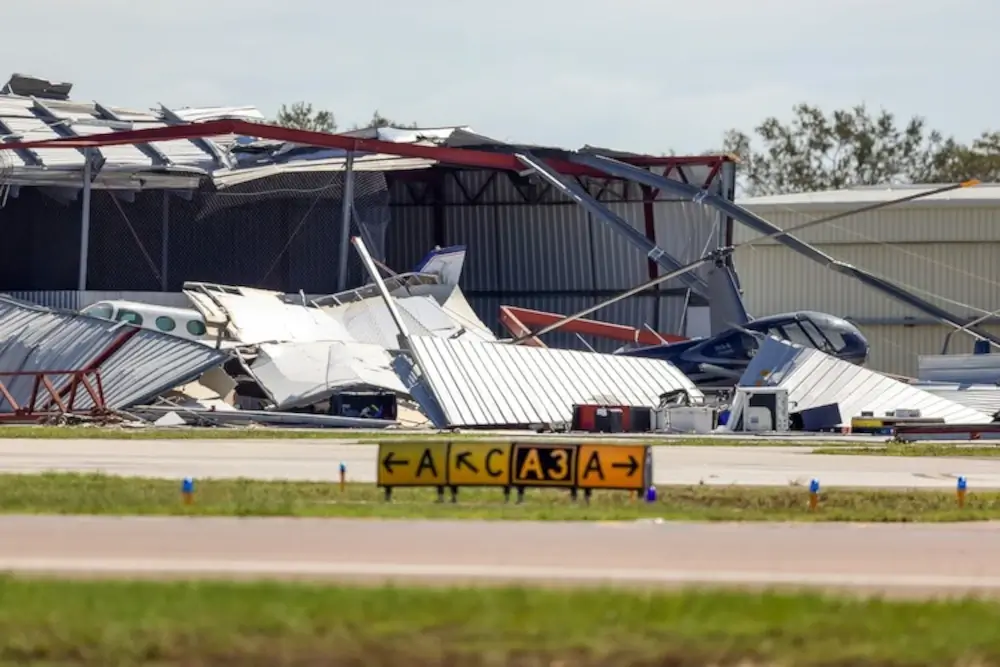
414, 245, 467, 286
708, 259, 750, 335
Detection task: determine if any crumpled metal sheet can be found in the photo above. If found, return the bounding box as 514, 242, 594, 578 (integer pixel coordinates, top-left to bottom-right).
251, 341, 407, 411
397, 335, 703, 428
183, 283, 354, 345
730, 336, 991, 426
327, 294, 494, 349
0, 297, 230, 411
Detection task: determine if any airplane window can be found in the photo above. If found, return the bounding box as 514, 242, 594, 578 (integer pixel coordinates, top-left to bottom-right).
115, 310, 143, 326
155, 316, 176, 332
84, 303, 114, 320
186, 320, 207, 336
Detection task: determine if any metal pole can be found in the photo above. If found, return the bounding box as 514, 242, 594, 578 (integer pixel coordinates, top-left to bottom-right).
940, 305, 1000, 354
77, 148, 93, 292
337, 152, 356, 291
510, 252, 724, 344
160, 191, 170, 291
351, 235, 411, 350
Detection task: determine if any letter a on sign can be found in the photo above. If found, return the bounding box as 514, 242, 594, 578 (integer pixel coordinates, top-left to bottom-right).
582, 450, 604, 481
416, 448, 438, 478
519, 448, 543, 479
575, 445, 647, 491
376, 443, 447, 487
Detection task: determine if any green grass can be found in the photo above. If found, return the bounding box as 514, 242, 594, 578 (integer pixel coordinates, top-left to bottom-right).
0, 424, 856, 447
814, 443, 1000, 457
0, 472, 990, 522
1, 577, 1000, 666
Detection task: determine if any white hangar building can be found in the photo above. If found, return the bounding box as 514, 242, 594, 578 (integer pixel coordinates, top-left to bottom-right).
735, 184, 1000, 377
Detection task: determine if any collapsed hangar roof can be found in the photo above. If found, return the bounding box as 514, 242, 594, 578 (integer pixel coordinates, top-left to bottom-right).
0, 73, 733, 193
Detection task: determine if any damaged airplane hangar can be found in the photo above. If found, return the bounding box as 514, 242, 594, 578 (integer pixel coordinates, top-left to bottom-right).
0, 81, 997, 438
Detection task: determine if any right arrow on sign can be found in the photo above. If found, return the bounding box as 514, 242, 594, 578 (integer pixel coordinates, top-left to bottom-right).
382, 452, 409, 474
611, 455, 639, 476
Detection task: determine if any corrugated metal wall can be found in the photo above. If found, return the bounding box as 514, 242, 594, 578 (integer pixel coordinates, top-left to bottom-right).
734, 202, 1000, 376
733, 242, 1000, 319
861, 324, 1000, 378
3, 163, 733, 354
386, 165, 729, 351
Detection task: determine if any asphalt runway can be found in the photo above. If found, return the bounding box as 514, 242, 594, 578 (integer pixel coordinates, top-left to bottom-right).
2, 515, 999, 596
0, 437, 999, 488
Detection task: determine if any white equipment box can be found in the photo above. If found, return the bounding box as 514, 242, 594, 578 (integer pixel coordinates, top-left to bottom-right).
731, 387, 790, 432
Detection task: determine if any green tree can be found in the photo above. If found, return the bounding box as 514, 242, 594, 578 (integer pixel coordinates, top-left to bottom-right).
352, 109, 419, 130
925, 130, 1000, 183
720, 103, 1000, 196
274, 101, 336, 133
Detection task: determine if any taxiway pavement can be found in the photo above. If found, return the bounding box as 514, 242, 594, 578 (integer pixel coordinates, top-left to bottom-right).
0, 437, 997, 488
2, 515, 999, 596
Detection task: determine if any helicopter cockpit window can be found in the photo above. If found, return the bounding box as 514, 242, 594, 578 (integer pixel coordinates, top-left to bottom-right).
798, 319, 837, 352
779, 321, 832, 350
820, 327, 847, 352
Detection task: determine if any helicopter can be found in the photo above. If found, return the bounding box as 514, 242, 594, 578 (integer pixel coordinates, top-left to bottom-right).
616, 310, 870, 386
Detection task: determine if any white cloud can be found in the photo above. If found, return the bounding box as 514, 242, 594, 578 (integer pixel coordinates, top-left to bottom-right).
4, 0, 997, 153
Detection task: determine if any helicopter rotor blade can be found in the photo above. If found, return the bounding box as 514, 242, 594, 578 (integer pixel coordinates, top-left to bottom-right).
510, 180, 979, 345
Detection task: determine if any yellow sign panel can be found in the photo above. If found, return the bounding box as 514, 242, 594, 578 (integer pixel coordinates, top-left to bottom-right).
576, 445, 648, 491
377, 442, 449, 487
447, 443, 513, 486
511, 443, 577, 487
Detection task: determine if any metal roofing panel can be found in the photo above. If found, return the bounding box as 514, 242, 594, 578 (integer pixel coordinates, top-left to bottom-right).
0, 95, 261, 175
78, 328, 231, 409
917, 353, 1000, 384
0, 100, 75, 167
0, 297, 229, 412
733, 337, 991, 425
739, 183, 1000, 211
401, 336, 703, 428
916, 383, 1000, 417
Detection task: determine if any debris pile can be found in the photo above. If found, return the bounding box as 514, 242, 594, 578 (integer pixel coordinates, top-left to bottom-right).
3, 239, 995, 437
0, 243, 699, 431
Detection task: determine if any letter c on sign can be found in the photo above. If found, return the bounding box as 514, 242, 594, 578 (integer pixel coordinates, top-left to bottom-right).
485, 448, 503, 477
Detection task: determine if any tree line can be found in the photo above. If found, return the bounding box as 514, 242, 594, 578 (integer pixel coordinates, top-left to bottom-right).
273, 101, 417, 133
275, 100, 1000, 196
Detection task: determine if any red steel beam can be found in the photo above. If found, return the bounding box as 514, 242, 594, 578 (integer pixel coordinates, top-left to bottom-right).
500, 306, 686, 345
498, 307, 547, 348
0, 119, 733, 179
0, 370, 108, 422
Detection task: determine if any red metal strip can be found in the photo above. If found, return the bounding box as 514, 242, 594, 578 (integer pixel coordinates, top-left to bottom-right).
498, 307, 547, 348
502, 306, 686, 345
0, 119, 732, 179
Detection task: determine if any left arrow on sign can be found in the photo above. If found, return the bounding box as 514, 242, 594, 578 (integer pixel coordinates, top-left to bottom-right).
382, 452, 409, 473
611, 455, 639, 476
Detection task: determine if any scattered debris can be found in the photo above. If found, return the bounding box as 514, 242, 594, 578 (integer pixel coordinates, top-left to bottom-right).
725, 337, 992, 432
0, 296, 230, 421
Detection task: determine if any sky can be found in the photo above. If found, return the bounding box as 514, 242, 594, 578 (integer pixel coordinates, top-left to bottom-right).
5, 0, 998, 156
